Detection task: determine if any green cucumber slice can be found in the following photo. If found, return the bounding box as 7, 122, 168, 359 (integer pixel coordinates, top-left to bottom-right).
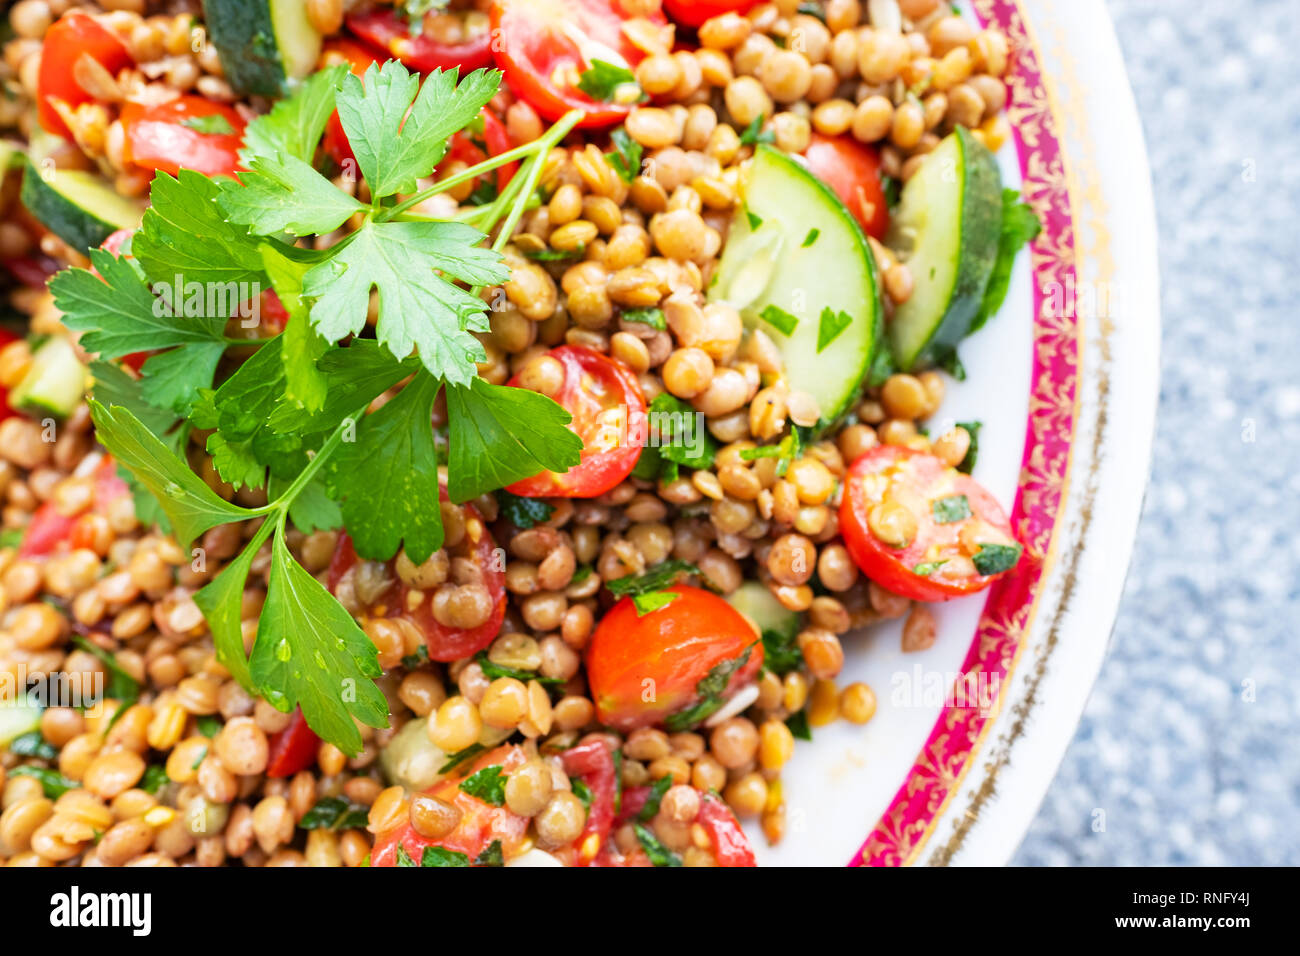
11, 337, 89, 419
202, 0, 323, 96
885, 127, 1002, 371
726, 580, 799, 638
710, 144, 883, 425
20, 158, 143, 252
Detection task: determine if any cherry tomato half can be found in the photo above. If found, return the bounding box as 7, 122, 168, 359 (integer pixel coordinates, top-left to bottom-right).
490, 0, 666, 128
0, 329, 19, 422
265, 708, 320, 778
839, 445, 1022, 602
585, 584, 763, 732
555, 738, 619, 865
371, 744, 531, 865
37, 11, 134, 141
120, 95, 247, 179
18, 455, 130, 559
327, 503, 506, 663
504, 345, 646, 499
609, 783, 756, 866
346, 6, 494, 73
802, 133, 891, 240
662, 0, 761, 29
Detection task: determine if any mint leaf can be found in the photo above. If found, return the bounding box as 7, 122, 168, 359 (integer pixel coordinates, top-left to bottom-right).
88, 401, 253, 547
759, 303, 798, 336
494, 490, 554, 529
458, 765, 507, 806
327, 372, 443, 564
972, 542, 1023, 576
760, 627, 802, 677
971, 189, 1041, 332
605, 127, 642, 183
336, 62, 500, 199
473, 840, 504, 867
637, 776, 673, 822
633, 823, 682, 866
606, 559, 699, 598
739, 114, 774, 146
303, 219, 506, 386
423, 846, 471, 867
444, 377, 584, 502
576, 60, 638, 101
632, 589, 678, 616
931, 494, 971, 524
816, 306, 852, 353
182, 114, 234, 135
250, 529, 389, 756
955, 420, 981, 474
663, 644, 755, 732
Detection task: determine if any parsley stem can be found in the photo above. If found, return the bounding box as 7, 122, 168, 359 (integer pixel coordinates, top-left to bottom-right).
380, 109, 583, 223
264, 406, 366, 515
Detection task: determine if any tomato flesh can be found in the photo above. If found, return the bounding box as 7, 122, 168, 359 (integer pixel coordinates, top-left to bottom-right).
121, 96, 246, 179
662, 0, 761, 29
585, 584, 762, 732
18, 456, 129, 559
504, 345, 646, 499
609, 783, 756, 866
490, 0, 665, 128
346, 8, 494, 73
38, 11, 134, 141
327, 502, 506, 662
265, 709, 320, 778
370, 745, 531, 865
802, 133, 891, 240
839, 445, 1021, 601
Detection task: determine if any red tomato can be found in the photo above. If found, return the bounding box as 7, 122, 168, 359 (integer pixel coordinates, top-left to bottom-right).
265, 709, 320, 778
371, 745, 531, 865
37, 11, 134, 141
504, 345, 646, 498
319, 38, 381, 168
586, 584, 763, 732
327, 504, 506, 662
610, 783, 756, 866
346, 7, 494, 73
662, 0, 761, 28
839, 445, 1022, 602
441, 107, 517, 199
490, 0, 666, 128
555, 738, 618, 864
0, 328, 16, 421
802, 133, 891, 240
120, 96, 246, 179
17, 455, 129, 559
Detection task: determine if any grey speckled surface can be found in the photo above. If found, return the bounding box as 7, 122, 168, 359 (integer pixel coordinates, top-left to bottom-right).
1012, 0, 1300, 866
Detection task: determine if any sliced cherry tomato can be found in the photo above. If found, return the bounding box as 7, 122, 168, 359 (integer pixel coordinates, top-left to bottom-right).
839, 445, 1022, 602
697, 791, 757, 866
371, 744, 531, 865
37, 11, 134, 141
490, 0, 666, 128
802, 133, 891, 240
586, 584, 763, 732
554, 738, 618, 864
17, 455, 129, 559
0, 328, 17, 422
265, 708, 321, 778
319, 38, 382, 169
120, 95, 246, 179
441, 107, 517, 201
346, 7, 494, 73
504, 345, 646, 498
662, 0, 761, 29
327, 503, 506, 662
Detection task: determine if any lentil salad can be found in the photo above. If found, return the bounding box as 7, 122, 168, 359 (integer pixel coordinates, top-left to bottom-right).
0, 0, 1039, 868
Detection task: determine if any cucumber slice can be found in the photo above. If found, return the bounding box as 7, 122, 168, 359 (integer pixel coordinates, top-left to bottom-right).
885, 127, 1002, 371
726, 580, 799, 638
0, 697, 43, 748
11, 337, 89, 419
710, 144, 883, 424
202, 0, 323, 96
19, 158, 143, 252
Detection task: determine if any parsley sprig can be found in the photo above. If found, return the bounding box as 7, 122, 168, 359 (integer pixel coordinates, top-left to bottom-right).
59, 63, 589, 756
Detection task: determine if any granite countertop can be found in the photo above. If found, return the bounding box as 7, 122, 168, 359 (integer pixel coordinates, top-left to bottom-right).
1012, 0, 1300, 865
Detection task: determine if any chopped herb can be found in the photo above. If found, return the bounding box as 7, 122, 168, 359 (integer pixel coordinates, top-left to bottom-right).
971, 189, 1042, 332
523, 245, 584, 261
796, 1, 826, 22
604, 127, 643, 183
438, 743, 486, 774
816, 306, 853, 353
401, 645, 430, 670
196, 715, 223, 737
181, 114, 236, 136
759, 303, 799, 337
7, 731, 56, 760
495, 489, 555, 529
972, 542, 1023, 576
621, 306, 666, 330
761, 627, 803, 676
738, 114, 774, 146
570, 777, 594, 808
913, 559, 948, 576
955, 421, 981, 474
395, 844, 418, 867
70, 636, 139, 703
867, 344, 896, 388
936, 346, 967, 380
458, 764, 508, 806
0, 528, 23, 549
612, 748, 624, 814
465, 177, 499, 206
745, 207, 763, 230
422, 845, 471, 867
644, 392, 717, 473
141, 765, 170, 794
634, 823, 682, 866
663, 643, 756, 731
631, 589, 679, 616
299, 796, 370, 831
880, 174, 902, 209
9, 766, 78, 798
802, 227, 820, 247
475, 651, 564, 685
637, 776, 673, 821
570, 564, 593, 585
931, 494, 971, 524
576, 60, 640, 102
739, 427, 804, 476
606, 559, 700, 598
785, 708, 812, 741
473, 839, 505, 866
191, 746, 208, 770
